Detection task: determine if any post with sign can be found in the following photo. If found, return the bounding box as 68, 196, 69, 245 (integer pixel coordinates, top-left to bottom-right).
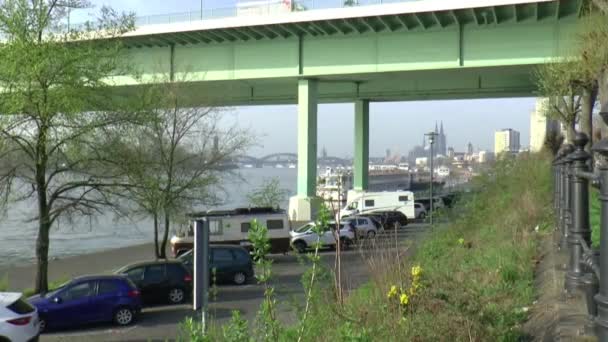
193, 218, 210, 333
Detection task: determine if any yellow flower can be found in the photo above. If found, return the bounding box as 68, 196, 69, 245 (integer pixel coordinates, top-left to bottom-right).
458, 238, 465, 245
387, 285, 398, 299
400, 293, 409, 306
411, 265, 423, 277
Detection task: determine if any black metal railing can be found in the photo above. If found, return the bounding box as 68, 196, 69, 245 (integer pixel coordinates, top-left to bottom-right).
554, 132, 608, 339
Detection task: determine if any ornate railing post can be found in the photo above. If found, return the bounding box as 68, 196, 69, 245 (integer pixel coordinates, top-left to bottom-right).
593, 138, 608, 341
566, 133, 592, 293
560, 144, 575, 250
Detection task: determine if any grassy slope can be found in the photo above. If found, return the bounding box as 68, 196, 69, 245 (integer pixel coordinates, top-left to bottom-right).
299, 154, 553, 341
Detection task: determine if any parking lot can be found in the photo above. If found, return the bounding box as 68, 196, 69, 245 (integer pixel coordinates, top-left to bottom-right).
39, 223, 429, 342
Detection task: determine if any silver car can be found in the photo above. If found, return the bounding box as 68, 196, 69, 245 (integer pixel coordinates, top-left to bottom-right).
289, 222, 356, 253
343, 216, 381, 238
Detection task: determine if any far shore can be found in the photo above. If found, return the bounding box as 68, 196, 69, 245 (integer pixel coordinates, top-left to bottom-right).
0, 242, 166, 291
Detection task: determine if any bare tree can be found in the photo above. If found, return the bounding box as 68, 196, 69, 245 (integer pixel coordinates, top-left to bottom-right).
113, 79, 252, 259
0, 0, 135, 293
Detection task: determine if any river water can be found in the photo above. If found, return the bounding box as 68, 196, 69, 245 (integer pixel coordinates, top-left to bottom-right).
0, 167, 297, 268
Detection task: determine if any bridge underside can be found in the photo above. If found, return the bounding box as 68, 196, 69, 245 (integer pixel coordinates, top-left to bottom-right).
115, 64, 539, 106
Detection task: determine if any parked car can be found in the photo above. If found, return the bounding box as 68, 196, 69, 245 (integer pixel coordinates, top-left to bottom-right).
115, 260, 192, 306
366, 210, 408, 229
414, 203, 427, 219
290, 221, 356, 253
0, 292, 39, 341
178, 245, 254, 285
342, 216, 381, 238
28, 275, 141, 331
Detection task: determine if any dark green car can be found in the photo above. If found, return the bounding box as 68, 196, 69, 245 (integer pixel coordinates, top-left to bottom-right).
177, 245, 254, 285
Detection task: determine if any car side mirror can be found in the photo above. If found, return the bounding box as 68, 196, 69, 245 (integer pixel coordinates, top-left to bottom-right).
305, 231, 312, 235
53, 297, 61, 304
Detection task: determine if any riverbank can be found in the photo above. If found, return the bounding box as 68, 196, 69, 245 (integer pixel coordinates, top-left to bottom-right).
0, 242, 164, 291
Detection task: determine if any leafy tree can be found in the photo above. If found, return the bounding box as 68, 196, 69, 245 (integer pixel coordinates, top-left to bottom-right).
113, 78, 251, 259
246, 177, 290, 209
0, 0, 134, 293
534, 59, 584, 143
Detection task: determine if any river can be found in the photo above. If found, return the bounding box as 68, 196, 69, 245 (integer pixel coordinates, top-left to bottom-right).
0, 167, 297, 268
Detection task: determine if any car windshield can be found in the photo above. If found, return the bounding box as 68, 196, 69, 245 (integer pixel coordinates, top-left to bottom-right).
295, 224, 312, 233
45, 281, 69, 298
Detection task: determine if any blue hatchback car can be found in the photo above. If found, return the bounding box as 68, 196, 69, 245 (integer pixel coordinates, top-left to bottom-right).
28, 275, 142, 331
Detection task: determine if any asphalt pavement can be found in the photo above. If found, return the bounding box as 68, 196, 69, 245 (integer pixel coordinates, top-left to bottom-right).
40, 223, 430, 342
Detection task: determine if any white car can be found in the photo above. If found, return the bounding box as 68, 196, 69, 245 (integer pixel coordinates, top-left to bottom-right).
343, 216, 381, 238
414, 203, 427, 219
0, 292, 39, 342
290, 221, 356, 253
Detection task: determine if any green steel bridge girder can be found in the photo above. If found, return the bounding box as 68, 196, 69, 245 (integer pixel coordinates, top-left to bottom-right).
113, 15, 581, 105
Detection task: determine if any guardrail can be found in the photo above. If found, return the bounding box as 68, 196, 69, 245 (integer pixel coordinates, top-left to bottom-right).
128, 0, 421, 27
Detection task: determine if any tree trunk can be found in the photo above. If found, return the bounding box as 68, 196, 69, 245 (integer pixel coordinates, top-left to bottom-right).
599, 70, 608, 139
35, 219, 51, 294
581, 87, 595, 151
160, 213, 170, 259
34, 124, 50, 294
153, 213, 160, 259
566, 121, 577, 143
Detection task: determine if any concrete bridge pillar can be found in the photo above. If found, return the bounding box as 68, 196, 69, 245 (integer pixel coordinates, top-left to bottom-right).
354, 99, 369, 192
289, 79, 321, 221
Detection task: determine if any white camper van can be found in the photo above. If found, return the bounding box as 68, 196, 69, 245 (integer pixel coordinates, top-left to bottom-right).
170, 207, 290, 257
339, 190, 415, 220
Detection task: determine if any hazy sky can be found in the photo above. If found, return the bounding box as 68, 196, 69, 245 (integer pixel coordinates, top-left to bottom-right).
72, 1, 537, 158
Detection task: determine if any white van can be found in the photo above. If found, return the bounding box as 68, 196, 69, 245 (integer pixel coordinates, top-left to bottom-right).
170, 207, 290, 257
339, 190, 415, 220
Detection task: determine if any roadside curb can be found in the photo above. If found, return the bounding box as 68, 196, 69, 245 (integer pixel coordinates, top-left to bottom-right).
523, 230, 596, 341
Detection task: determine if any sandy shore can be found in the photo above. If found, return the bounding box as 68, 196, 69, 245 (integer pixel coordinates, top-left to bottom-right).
0, 243, 167, 291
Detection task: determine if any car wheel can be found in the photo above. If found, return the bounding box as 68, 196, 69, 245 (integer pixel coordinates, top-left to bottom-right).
366, 230, 376, 239
38, 318, 46, 332
233, 272, 247, 285
168, 288, 186, 304
419, 212, 426, 219
293, 240, 307, 253
114, 307, 134, 326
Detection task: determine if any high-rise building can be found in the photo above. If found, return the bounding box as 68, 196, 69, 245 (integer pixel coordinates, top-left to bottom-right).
495, 129, 521, 154
467, 142, 473, 155
530, 98, 560, 152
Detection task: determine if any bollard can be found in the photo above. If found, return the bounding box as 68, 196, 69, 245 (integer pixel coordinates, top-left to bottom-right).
560, 144, 575, 250
592, 138, 608, 341
566, 133, 592, 293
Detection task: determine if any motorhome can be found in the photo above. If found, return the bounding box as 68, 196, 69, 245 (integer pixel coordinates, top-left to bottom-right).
169, 207, 290, 257
339, 190, 415, 220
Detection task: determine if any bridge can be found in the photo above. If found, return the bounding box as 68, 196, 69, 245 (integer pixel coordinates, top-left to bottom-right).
234, 154, 350, 167
107, 0, 583, 220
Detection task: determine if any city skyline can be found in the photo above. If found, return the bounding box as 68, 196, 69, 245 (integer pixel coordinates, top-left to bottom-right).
228, 98, 533, 159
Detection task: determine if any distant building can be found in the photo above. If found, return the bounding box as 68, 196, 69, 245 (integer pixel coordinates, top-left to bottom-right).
530, 98, 560, 152
467, 142, 474, 155
478, 150, 494, 163
495, 129, 521, 154
447, 147, 455, 159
